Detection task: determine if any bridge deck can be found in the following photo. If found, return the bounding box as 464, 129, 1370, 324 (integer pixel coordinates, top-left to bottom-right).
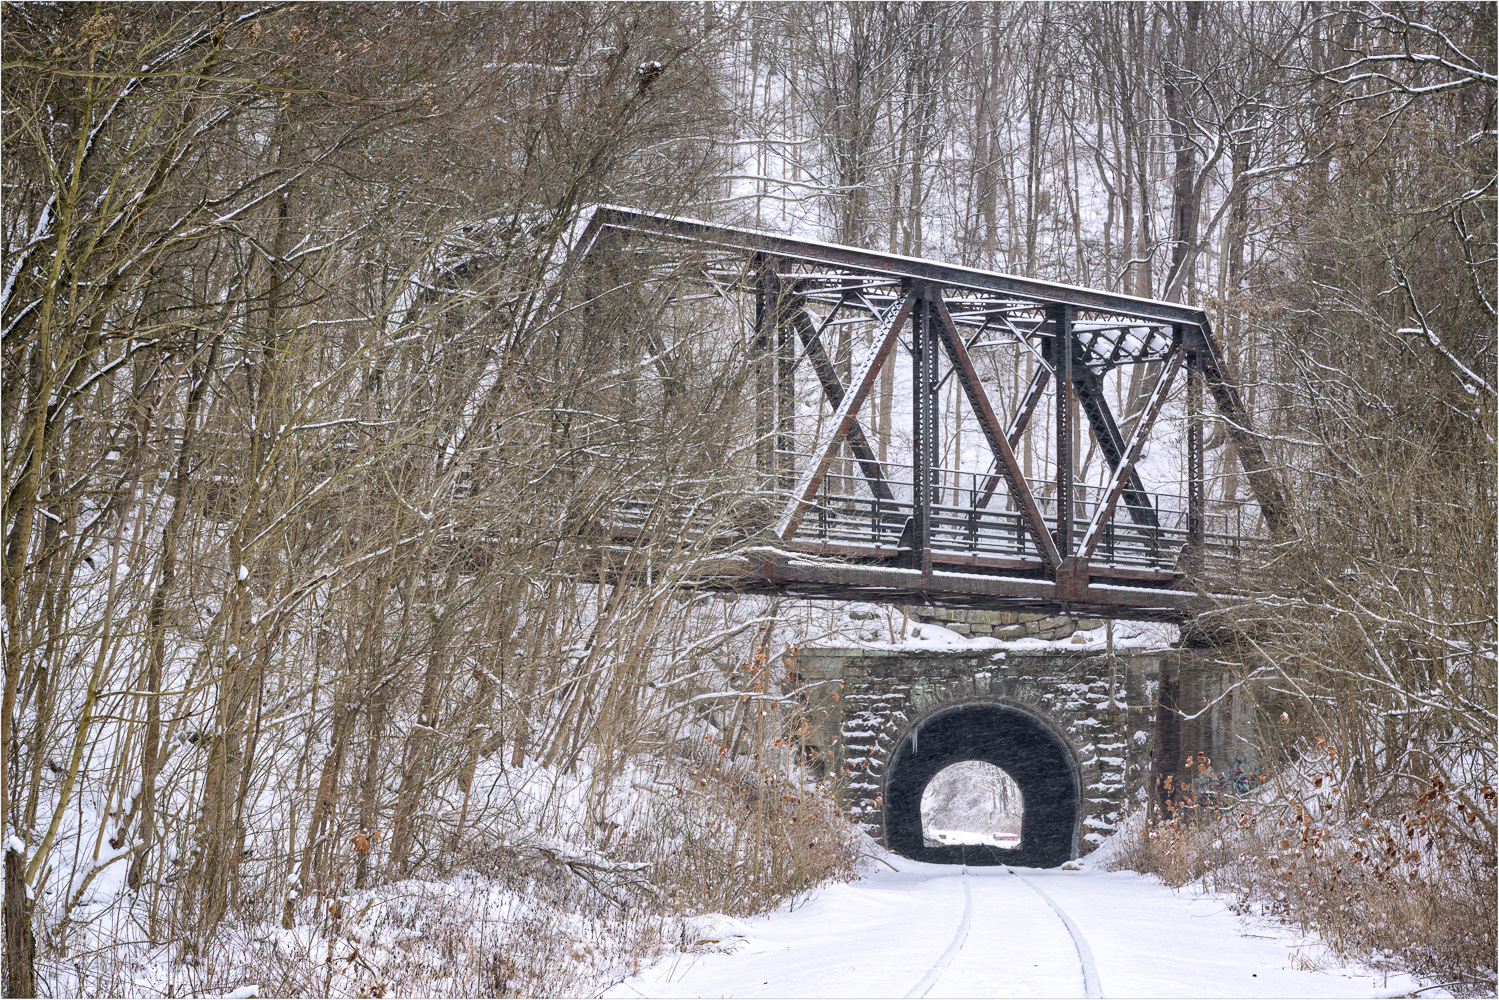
605, 462, 1260, 622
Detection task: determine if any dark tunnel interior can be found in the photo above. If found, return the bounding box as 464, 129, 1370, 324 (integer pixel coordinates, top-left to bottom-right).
884, 702, 1080, 868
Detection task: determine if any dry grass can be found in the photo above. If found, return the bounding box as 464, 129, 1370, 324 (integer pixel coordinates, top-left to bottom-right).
1110, 763, 1497, 996
642, 741, 863, 918
38, 721, 862, 999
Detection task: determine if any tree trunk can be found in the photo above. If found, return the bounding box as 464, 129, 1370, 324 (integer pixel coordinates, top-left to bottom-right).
130, 338, 218, 893
355, 662, 391, 891
1162, 5, 1200, 302
196, 144, 293, 933
1149, 657, 1183, 821
1023, 19, 1047, 277
282, 682, 356, 930
387, 602, 455, 875
5, 848, 35, 998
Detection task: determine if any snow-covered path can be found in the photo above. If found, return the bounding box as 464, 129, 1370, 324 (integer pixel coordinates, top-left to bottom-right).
605, 860, 1432, 999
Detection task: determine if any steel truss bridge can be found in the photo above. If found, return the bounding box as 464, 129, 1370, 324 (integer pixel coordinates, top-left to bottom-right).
579, 208, 1291, 621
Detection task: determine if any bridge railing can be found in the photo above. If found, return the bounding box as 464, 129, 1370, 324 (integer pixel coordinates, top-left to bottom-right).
795, 457, 1261, 581
599, 458, 1264, 588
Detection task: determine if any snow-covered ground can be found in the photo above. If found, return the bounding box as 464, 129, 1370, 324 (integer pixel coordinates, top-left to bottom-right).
603, 848, 1445, 999
793, 603, 1178, 654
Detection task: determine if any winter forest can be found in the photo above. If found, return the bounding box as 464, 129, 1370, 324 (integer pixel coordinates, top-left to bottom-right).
2, 3, 1494, 997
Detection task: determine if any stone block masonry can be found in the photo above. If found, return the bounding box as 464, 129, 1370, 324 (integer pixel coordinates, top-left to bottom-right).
902, 607, 1110, 641
787, 616, 1263, 859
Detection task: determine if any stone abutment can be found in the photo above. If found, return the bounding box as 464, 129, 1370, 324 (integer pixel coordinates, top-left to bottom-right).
788, 610, 1265, 864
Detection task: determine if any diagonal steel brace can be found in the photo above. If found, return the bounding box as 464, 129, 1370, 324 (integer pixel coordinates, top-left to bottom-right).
932, 295, 1062, 569
1078, 342, 1184, 561
775, 292, 914, 540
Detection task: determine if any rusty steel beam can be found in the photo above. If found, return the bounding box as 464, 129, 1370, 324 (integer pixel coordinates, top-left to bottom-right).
775, 292, 914, 540
1009, 363, 1051, 450
1052, 305, 1076, 558
971, 360, 1050, 511
589, 207, 1213, 330
1195, 346, 1293, 538
753, 266, 775, 473
933, 295, 1062, 569
1186, 348, 1205, 570
1073, 365, 1159, 529
779, 293, 895, 502
773, 272, 796, 489
747, 558, 1203, 621
1078, 341, 1185, 562
910, 288, 940, 579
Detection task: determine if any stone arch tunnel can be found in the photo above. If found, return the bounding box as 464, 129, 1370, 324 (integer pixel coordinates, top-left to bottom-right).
787, 611, 1266, 867
885, 701, 1081, 868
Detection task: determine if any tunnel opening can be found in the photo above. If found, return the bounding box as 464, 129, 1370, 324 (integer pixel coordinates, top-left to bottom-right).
884, 702, 1079, 867
921, 760, 1024, 848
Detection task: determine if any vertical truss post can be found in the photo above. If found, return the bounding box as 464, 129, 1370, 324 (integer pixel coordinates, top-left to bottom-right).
1050, 304, 1075, 559
753, 261, 775, 476
775, 277, 796, 490
1186, 338, 1205, 571
911, 282, 939, 580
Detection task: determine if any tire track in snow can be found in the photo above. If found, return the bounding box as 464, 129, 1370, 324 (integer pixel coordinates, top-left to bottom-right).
1013, 870, 1102, 999
904, 867, 973, 998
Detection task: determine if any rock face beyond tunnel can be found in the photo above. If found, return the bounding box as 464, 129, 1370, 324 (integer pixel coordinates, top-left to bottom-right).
788, 630, 1264, 865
